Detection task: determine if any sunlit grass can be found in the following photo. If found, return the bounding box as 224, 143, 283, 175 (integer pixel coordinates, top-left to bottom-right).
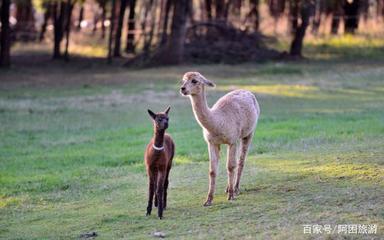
309, 34, 384, 49
258, 158, 383, 182
11, 36, 108, 58
217, 84, 319, 98
272, 34, 384, 59
69, 44, 107, 58
0, 196, 21, 209
304, 34, 384, 59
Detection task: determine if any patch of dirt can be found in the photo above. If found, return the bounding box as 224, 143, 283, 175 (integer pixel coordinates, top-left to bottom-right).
80, 231, 98, 239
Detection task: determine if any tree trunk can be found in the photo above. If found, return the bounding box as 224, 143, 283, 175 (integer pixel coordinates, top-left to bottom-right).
101, 1, 107, 39
205, 0, 212, 20
223, 0, 232, 21
268, 0, 286, 33
289, 1, 313, 57
160, 0, 173, 45
215, 0, 225, 21
39, 3, 52, 42
344, 0, 359, 34
0, 0, 11, 67
142, 0, 155, 56
331, 0, 343, 34
114, 0, 128, 57
155, 0, 190, 65
381, 0, 384, 18
311, 0, 321, 35
76, 4, 84, 31
108, 0, 117, 63
15, 0, 36, 41
125, 0, 137, 53
92, 5, 99, 34
249, 0, 260, 31
376, 0, 384, 20
289, 0, 299, 34
53, 1, 66, 59
64, 0, 74, 61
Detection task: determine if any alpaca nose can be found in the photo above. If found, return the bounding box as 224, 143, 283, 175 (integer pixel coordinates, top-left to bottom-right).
181, 87, 186, 91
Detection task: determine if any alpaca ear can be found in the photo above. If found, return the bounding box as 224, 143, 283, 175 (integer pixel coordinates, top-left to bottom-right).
201, 77, 215, 87
164, 106, 171, 115
147, 109, 156, 120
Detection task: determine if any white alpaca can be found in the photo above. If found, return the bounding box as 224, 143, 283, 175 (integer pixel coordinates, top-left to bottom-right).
180, 72, 260, 206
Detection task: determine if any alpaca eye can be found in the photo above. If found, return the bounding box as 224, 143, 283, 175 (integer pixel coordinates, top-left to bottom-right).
191, 79, 197, 84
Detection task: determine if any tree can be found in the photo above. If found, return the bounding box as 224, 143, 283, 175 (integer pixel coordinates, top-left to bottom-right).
203, 0, 232, 23
289, 0, 314, 57
152, 0, 191, 65
311, 0, 324, 35
64, 0, 74, 60
289, 0, 299, 33
268, 0, 286, 33
344, 0, 359, 34
14, 0, 36, 41
76, 0, 86, 31
248, 0, 260, 31
53, 1, 66, 59
39, 2, 52, 42
159, 0, 173, 46
0, 0, 11, 67
125, 0, 137, 53
331, 0, 343, 34
140, 0, 156, 56
107, 0, 117, 63
114, 0, 128, 57
95, 0, 108, 38
205, 0, 213, 20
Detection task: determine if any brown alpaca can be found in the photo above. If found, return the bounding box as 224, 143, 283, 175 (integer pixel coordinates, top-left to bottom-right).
144, 106, 175, 219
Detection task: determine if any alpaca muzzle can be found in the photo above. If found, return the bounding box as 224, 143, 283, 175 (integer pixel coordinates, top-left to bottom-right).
180, 87, 188, 96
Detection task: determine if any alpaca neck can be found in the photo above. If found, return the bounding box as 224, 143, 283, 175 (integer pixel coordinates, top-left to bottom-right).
190, 89, 216, 132
153, 128, 165, 148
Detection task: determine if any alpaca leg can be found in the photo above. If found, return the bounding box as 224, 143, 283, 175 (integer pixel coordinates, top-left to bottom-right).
164, 168, 170, 210
146, 173, 155, 216
154, 194, 158, 207
235, 133, 254, 195
204, 143, 220, 207
226, 143, 238, 201
154, 172, 158, 207
157, 172, 166, 219
164, 178, 169, 210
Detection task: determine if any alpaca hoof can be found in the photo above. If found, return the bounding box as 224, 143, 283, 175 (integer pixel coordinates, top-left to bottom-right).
158, 216, 163, 220
234, 188, 240, 195
227, 192, 235, 201
203, 200, 212, 207
146, 212, 151, 216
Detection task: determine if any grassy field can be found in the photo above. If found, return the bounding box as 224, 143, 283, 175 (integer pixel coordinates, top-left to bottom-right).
1, 39, 384, 239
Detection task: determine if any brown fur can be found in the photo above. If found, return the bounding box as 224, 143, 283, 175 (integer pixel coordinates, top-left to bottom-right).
144, 108, 175, 219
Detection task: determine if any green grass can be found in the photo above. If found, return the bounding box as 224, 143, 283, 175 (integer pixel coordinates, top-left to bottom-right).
1, 52, 384, 239
271, 34, 384, 61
